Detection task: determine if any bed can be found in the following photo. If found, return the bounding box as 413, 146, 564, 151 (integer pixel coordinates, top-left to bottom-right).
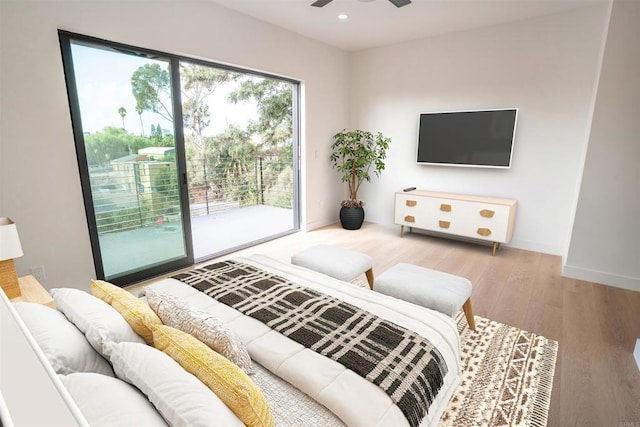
4, 254, 461, 427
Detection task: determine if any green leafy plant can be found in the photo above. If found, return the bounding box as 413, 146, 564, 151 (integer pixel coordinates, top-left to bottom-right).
330, 129, 391, 208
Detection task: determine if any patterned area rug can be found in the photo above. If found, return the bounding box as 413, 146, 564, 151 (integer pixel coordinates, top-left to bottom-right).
350, 277, 558, 426
441, 313, 557, 427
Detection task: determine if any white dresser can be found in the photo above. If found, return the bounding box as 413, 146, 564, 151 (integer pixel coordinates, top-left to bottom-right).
394, 190, 517, 255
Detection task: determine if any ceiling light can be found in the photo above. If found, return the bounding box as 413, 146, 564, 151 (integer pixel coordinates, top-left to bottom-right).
338, 14, 348, 20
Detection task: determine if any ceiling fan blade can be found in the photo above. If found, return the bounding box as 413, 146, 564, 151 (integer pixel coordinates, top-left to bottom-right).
311, 0, 334, 7
388, 0, 411, 7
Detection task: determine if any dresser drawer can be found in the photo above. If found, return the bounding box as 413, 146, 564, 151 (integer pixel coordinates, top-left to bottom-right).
431, 198, 509, 220
394, 194, 440, 227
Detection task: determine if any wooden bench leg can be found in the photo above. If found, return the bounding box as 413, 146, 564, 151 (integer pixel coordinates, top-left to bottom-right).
462, 298, 476, 331
365, 268, 374, 290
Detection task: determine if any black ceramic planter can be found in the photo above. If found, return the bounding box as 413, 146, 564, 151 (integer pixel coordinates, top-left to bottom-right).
339, 206, 365, 230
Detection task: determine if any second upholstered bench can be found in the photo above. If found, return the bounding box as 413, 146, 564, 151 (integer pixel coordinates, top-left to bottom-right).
374, 263, 476, 330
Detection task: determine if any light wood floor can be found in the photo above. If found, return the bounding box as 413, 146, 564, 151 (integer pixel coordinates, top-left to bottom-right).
143, 221, 640, 426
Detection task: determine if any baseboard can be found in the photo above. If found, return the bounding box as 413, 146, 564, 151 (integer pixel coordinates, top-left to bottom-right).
303, 218, 337, 232
562, 264, 640, 292
507, 239, 563, 256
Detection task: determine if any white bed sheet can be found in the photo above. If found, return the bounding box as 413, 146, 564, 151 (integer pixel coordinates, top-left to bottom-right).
144, 255, 461, 427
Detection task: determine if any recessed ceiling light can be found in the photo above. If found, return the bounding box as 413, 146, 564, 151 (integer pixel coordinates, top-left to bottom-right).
338, 14, 348, 20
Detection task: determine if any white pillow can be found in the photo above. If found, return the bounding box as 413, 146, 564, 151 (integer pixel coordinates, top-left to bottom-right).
13, 302, 114, 376
145, 287, 254, 374
59, 373, 168, 426
106, 341, 244, 427
50, 287, 145, 356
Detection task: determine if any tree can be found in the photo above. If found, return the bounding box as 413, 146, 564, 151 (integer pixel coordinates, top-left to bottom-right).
330, 130, 390, 206
149, 123, 173, 147
227, 77, 294, 209
84, 127, 151, 165
130, 62, 230, 153
203, 125, 256, 206
136, 106, 145, 137
228, 78, 292, 147
181, 63, 230, 153
152, 163, 180, 213
117, 107, 127, 129
131, 63, 173, 122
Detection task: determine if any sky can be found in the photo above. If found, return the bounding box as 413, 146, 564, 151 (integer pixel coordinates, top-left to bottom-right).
71, 43, 258, 139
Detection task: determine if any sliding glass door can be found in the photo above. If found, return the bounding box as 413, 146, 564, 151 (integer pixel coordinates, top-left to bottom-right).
59, 33, 193, 285
60, 31, 300, 286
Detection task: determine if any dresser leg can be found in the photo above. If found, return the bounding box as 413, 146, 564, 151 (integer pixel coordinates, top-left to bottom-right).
492, 242, 501, 256
400, 225, 404, 238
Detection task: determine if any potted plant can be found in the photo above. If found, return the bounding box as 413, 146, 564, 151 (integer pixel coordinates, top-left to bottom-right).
330, 129, 391, 230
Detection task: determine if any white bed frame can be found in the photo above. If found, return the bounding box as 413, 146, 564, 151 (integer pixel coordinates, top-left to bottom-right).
0, 289, 88, 426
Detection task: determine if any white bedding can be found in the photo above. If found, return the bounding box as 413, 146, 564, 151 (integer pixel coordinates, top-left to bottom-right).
252, 362, 345, 426
144, 255, 461, 427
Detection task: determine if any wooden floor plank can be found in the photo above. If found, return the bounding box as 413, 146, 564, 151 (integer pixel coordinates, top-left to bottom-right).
593, 285, 640, 422
488, 249, 540, 328
559, 279, 617, 426
468, 247, 519, 319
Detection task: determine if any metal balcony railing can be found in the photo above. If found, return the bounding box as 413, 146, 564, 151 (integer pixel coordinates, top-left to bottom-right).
89, 155, 294, 234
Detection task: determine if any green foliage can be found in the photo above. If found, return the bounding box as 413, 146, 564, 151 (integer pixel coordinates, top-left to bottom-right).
182, 63, 230, 94
206, 125, 257, 207
84, 127, 151, 165
228, 78, 292, 147
131, 63, 173, 122
151, 164, 180, 217
330, 129, 391, 206
263, 164, 293, 209
95, 206, 143, 233
149, 123, 174, 147
181, 63, 230, 153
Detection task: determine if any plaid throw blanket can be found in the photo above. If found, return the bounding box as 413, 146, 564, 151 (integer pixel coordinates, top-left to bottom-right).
173, 260, 448, 427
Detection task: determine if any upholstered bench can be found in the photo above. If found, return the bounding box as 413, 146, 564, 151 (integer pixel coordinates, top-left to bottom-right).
374, 263, 476, 330
291, 244, 374, 289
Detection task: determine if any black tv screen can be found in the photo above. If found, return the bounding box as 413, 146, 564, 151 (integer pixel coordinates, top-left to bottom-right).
417, 109, 518, 168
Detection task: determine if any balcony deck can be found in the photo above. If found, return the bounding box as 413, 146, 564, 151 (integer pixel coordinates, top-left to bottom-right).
99, 205, 295, 279
191, 204, 295, 260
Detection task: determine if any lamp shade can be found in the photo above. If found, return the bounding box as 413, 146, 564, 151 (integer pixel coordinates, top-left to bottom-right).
0, 218, 23, 261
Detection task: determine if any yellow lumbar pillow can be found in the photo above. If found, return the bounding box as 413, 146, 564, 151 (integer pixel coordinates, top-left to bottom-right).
151, 324, 274, 427
91, 280, 161, 345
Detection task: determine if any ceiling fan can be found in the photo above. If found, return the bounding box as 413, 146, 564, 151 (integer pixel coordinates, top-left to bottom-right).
311, 0, 411, 8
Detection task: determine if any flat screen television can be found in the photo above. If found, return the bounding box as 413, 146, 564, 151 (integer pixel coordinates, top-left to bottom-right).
416, 108, 518, 168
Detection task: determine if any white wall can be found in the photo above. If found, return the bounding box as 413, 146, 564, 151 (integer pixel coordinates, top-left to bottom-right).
564, 0, 640, 291
0, 1, 349, 289
349, 5, 610, 255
